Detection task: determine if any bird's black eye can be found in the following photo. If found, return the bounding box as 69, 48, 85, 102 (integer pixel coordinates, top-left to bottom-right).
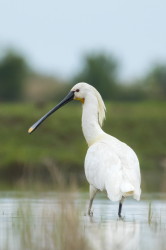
76, 89, 79, 92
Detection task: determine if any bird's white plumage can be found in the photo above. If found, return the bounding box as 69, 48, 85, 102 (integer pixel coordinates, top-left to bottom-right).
71, 82, 141, 202
85, 135, 141, 201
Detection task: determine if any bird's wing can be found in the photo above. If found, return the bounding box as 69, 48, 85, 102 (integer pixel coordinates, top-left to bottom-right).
85, 140, 141, 201
106, 136, 141, 200
85, 142, 123, 201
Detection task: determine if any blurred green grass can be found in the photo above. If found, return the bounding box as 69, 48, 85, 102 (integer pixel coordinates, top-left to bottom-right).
0, 101, 165, 184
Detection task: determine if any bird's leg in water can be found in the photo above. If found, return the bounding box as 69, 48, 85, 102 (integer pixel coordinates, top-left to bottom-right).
118, 196, 125, 218
88, 185, 97, 216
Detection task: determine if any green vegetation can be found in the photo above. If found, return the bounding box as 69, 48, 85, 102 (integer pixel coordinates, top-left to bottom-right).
1, 49, 166, 104
0, 101, 165, 184
145, 64, 166, 99
0, 50, 29, 101
72, 52, 119, 100
0, 49, 165, 188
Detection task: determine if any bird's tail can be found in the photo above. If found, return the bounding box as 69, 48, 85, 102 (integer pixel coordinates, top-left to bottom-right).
105, 165, 141, 201
105, 178, 136, 201
120, 180, 135, 196
120, 174, 141, 200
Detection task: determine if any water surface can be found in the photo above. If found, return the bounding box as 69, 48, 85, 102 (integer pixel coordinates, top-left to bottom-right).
0, 192, 166, 250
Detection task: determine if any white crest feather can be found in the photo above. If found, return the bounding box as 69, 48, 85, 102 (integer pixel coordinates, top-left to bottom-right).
91, 86, 106, 127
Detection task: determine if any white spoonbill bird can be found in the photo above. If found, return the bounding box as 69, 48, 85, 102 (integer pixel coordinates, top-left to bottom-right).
28, 82, 141, 217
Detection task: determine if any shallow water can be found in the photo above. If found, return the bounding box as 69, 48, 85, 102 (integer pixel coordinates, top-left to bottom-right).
0, 191, 166, 250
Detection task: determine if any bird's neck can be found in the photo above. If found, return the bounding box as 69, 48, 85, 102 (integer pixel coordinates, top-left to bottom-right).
81, 95, 104, 147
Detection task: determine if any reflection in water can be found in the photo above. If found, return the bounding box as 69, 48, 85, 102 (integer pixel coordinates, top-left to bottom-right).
0, 192, 166, 250
84, 214, 140, 250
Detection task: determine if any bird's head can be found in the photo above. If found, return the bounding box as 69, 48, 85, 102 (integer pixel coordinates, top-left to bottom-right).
28, 82, 106, 134
70, 82, 95, 103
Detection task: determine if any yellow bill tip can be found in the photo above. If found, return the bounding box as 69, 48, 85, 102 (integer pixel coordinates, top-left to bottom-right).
28, 127, 34, 134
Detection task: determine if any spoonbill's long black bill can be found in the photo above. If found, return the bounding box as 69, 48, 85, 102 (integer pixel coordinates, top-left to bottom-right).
28, 91, 74, 134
